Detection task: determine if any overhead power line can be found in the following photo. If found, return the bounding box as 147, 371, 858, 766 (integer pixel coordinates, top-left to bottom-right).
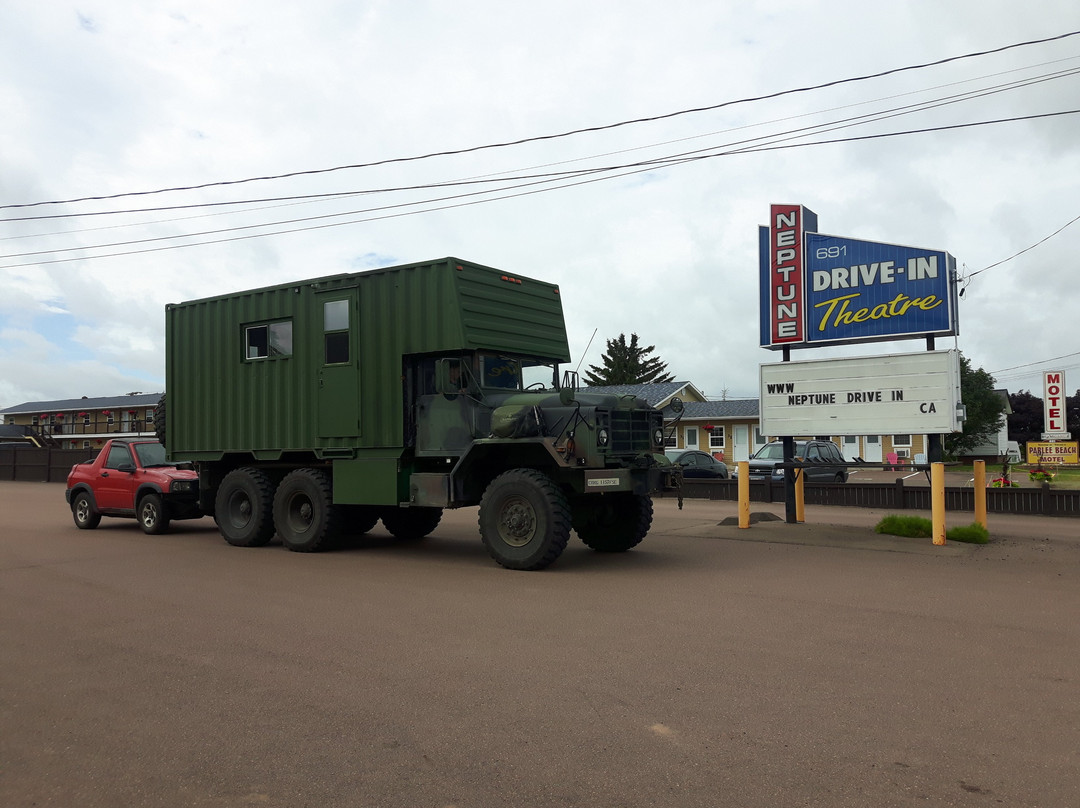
3, 29, 1079, 211
3, 109, 1076, 270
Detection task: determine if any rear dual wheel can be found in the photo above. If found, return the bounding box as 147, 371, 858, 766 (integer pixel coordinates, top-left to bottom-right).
215, 468, 275, 547
273, 468, 341, 552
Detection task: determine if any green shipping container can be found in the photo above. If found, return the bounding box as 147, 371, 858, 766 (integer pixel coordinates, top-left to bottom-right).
165, 257, 570, 460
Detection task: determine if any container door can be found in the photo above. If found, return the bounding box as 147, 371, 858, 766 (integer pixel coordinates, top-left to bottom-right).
317, 295, 360, 438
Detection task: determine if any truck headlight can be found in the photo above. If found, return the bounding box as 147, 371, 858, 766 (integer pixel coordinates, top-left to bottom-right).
653, 428, 664, 446
597, 427, 609, 447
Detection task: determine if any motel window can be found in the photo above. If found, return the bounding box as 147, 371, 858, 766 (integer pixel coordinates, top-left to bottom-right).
708, 427, 725, 449
892, 435, 912, 447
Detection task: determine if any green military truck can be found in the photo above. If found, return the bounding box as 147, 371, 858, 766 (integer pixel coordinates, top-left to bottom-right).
160, 257, 677, 570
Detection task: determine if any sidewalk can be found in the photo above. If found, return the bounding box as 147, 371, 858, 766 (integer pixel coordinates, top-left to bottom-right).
653, 497, 1080, 557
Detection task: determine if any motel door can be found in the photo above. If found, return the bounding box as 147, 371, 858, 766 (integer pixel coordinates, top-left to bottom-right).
863, 435, 883, 463
733, 424, 750, 462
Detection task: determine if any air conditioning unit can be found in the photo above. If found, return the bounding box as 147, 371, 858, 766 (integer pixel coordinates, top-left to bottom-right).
895, 449, 910, 459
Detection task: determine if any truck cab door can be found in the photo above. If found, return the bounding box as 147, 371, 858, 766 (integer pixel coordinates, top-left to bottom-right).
317, 295, 361, 438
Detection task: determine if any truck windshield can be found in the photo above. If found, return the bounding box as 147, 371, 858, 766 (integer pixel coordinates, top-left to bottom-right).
133, 442, 169, 467
479, 355, 522, 390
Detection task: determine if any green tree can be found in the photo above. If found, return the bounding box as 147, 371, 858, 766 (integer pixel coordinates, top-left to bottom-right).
944, 353, 1007, 457
582, 333, 675, 386
1007, 389, 1044, 446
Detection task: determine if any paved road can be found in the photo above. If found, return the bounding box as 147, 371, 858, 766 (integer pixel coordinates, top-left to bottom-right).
2, 482, 1078, 808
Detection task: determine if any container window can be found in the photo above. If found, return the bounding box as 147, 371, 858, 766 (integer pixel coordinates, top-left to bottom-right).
246, 321, 293, 360
323, 300, 350, 364
324, 300, 349, 331
325, 332, 349, 364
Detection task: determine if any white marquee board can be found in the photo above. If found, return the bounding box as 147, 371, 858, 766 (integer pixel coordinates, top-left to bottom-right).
759, 349, 962, 436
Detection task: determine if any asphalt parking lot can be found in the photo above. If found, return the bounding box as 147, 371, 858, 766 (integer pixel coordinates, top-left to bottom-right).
2, 481, 1078, 807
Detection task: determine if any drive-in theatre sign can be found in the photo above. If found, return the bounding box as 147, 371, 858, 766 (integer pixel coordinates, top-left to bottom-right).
759, 204, 959, 349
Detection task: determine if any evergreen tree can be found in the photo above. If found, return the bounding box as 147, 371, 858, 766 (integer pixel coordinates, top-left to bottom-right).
582, 333, 675, 386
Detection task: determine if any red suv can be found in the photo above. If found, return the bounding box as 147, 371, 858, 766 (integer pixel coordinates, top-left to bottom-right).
65, 439, 202, 534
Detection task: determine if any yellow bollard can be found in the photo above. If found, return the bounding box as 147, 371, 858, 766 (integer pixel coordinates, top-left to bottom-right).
795, 467, 805, 523
738, 461, 750, 528
931, 461, 946, 545
973, 459, 987, 529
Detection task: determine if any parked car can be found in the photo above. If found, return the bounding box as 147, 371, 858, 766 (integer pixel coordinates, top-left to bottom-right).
734, 440, 848, 483
669, 450, 729, 479
65, 438, 202, 534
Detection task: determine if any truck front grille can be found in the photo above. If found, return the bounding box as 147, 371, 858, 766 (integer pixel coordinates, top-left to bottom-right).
608, 410, 654, 454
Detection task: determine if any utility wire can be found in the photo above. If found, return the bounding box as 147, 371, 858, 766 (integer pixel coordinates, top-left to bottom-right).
4, 29, 1079, 211
4, 97, 1076, 262
3, 109, 1076, 270
4, 69, 1077, 260
8, 58, 1077, 230
967, 212, 1080, 277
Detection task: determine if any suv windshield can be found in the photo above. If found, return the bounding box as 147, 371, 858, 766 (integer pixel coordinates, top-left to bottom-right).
133, 442, 168, 467
753, 443, 788, 461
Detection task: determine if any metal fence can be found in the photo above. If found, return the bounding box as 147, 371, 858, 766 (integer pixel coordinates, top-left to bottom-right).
673, 478, 1080, 517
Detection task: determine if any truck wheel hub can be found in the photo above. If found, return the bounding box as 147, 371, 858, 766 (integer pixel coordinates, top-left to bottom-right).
499, 497, 536, 546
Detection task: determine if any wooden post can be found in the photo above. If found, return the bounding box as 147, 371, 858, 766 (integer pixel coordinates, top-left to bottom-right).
795, 468, 805, 523
932, 462, 946, 545
973, 460, 987, 529
738, 461, 750, 528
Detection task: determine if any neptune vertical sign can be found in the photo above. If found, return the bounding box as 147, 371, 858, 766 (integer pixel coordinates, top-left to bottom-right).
760, 204, 959, 349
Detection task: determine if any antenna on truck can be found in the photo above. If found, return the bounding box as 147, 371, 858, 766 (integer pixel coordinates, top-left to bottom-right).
574, 328, 598, 375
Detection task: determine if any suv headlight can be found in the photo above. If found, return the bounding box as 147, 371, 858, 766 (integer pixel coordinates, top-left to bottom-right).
171, 479, 196, 493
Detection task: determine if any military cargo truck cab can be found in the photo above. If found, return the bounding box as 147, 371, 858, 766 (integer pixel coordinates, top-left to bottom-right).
162, 258, 676, 570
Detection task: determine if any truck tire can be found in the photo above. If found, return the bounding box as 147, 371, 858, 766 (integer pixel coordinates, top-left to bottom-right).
381, 507, 442, 541
137, 492, 170, 535
71, 491, 101, 530
216, 468, 275, 547
273, 468, 341, 553
478, 469, 571, 571
340, 505, 380, 536
154, 395, 167, 448
573, 493, 653, 552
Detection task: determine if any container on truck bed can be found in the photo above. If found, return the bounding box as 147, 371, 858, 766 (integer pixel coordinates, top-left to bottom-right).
162, 257, 677, 570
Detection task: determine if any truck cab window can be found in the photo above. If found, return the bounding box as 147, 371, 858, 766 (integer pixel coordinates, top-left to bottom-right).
480, 355, 521, 389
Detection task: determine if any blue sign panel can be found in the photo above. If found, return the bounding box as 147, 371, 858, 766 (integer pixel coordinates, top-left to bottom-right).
803, 233, 957, 346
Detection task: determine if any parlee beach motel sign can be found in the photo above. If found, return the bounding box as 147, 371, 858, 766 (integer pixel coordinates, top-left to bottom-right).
758, 204, 962, 437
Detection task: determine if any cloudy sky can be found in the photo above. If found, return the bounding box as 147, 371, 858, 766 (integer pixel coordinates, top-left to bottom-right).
2, 1, 1079, 410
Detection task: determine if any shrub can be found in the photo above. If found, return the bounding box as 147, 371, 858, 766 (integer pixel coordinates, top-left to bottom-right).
875, 514, 931, 538
946, 523, 990, 544
875, 514, 990, 544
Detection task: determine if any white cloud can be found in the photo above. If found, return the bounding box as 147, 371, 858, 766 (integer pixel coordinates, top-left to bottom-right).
2, 0, 1080, 408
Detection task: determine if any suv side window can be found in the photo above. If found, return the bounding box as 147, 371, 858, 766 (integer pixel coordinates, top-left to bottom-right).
105, 444, 132, 470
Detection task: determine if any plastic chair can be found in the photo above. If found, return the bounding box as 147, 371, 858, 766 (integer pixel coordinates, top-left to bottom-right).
885, 452, 899, 470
